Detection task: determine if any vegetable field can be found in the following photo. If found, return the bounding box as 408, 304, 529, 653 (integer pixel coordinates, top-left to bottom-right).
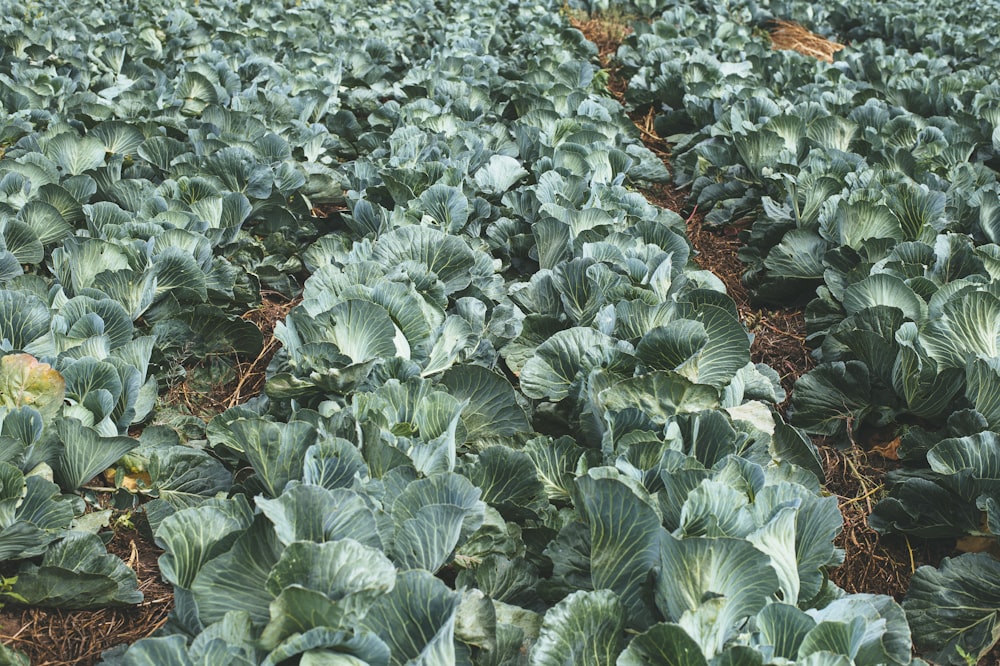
0, 0, 997, 664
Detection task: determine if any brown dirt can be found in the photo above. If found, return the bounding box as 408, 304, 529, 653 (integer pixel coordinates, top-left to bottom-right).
0, 518, 172, 666
678, 198, 814, 402
567, 10, 634, 63
821, 444, 932, 600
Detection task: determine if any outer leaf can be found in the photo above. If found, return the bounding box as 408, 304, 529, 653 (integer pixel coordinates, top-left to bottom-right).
635, 321, 708, 376
262, 628, 390, 666
756, 603, 816, 660
790, 362, 871, 437
9, 532, 141, 608
520, 327, 629, 401
372, 226, 476, 295
927, 431, 1000, 501
0, 462, 24, 528
475, 155, 529, 195
361, 569, 461, 666
923, 290, 1000, 370
748, 484, 843, 604
456, 554, 540, 607
682, 304, 752, 388
17, 200, 71, 247
256, 485, 381, 548
189, 611, 260, 665
0, 290, 51, 350
825, 200, 903, 249
440, 365, 530, 440
191, 516, 284, 627
531, 589, 624, 666
45, 133, 106, 175
904, 553, 1000, 665
391, 473, 485, 572
655, 535, 777, 656
616, 623, 707, 666
679, 481, 753, 539
965, 358, 1000, 428
302, 438, 367, 490
156, 496, 253, 589
574, 473, 662, 630
17, 475, 77, 533
322, 299, 405, 364
260, 539, 396, 648
230, 419, 316, 497
599, 371, 720, 424
870, 474, 982, 539
0, 521, 51, 561
91, 121, 145, 157
459, 445, 547, 518
55, 418, 138, 491
147, 446, 232, 510
770, 422, 825, 482
419, 185, 469, 232
117, 635, 192, 666
808, 594, 912, 665
842, 274, 924, 323
525, 435, 587, 503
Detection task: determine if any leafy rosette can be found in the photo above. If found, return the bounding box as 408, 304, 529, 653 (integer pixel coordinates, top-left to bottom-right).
268, 223, 510, 403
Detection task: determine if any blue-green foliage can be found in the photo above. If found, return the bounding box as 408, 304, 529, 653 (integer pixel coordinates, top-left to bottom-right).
618, 0, 1000, 661
0, 0, 924, 663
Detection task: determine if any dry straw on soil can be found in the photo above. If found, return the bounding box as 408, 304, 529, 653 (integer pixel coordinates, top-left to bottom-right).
767, 19, 845, 63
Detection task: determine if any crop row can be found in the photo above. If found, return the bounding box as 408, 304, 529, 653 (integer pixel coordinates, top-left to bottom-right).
614, 0, 1000, 662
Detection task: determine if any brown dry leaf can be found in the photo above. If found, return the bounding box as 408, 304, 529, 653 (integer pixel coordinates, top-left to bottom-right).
871, 436, 901, 461
955, 535, 1000, 557
127, 539, 139, 570
0, 353, 66, 420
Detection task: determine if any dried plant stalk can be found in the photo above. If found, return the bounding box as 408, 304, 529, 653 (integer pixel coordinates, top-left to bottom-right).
769, 19, 845, 63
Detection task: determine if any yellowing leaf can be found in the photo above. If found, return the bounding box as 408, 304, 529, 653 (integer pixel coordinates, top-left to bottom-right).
0, 353, 66, 420
871, 436, 901, 461
955, 536, 1000, 558
104, 468, 152, 492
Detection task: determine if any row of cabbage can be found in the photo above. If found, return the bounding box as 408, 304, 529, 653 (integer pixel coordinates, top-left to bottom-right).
615, 0, 1000, 662
0, 0, 924, 664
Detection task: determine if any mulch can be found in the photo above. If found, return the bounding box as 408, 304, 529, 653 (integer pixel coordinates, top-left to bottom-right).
768, 19, 845, 63
161, 291, 299, 418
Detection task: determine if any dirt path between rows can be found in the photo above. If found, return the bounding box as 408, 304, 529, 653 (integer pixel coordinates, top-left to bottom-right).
568, 9, 931, 603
